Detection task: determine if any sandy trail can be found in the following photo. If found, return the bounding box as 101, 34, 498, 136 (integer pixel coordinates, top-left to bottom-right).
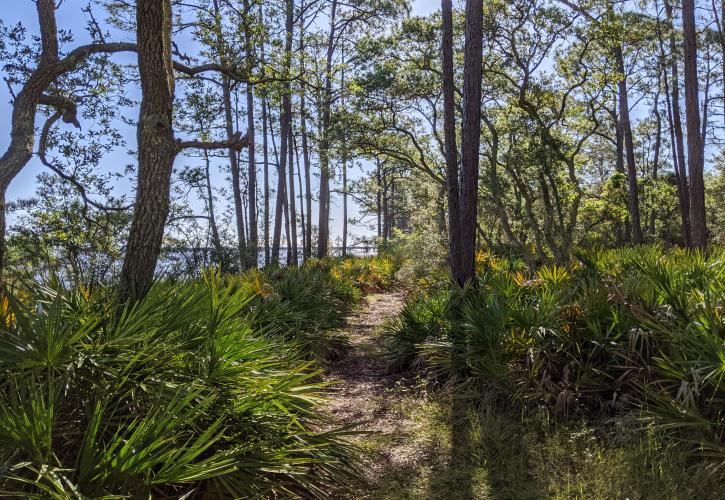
323, 292, 433, 498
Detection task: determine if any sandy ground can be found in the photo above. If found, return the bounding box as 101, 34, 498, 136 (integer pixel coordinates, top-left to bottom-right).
322, 292, 431, 497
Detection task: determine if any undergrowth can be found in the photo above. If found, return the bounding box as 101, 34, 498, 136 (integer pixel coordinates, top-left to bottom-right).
381, 246, 725, 494
0, 256, 396, 498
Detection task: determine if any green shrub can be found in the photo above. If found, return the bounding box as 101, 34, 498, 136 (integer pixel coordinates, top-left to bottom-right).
0, 272, 356, 498
384, 246, 725, 466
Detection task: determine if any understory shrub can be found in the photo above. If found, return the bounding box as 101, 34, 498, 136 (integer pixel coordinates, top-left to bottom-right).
0, 270, 357, 498
242, 265, 360, 360
383, 246, 725, 469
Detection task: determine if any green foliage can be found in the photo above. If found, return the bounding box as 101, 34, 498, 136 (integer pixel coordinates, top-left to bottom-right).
242, 264, 360, 360
384, 247, 725, 469
330, 256, 399, 293
0, 269, 358, 498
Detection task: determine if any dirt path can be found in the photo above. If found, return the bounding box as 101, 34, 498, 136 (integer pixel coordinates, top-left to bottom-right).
323, 292, 443, 498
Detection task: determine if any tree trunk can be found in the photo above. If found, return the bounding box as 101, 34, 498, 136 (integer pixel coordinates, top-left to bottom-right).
441, 0, 462, 282
340, 59, 348, 258
650, 88, 662, 237
222, 78, 248, 266
376, 159, 382, 241
271, 103, 284, 265
293, 132, 307, 257
212, 0, 247, 269
714, 0, 725, 126
382, 168, 389, 246
317, 0, 338, 258
287, 120, 298, 265
244, 56, 257, 267
299, 5, 313, 260
664, 0, 692, 246
282, 0, 297, 266
203, 148, 225, 270
614, 44, 643, 244
682, 0, 707, 247
614, 105, 627, 245
459, 0, 483, 285
119, 0, 177, 303
262, 95, 271, 267
701, 46, 711, 161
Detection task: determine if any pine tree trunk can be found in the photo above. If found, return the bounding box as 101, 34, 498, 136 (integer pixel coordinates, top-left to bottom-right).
340, 59, 348, 258
262, 96, 271, 267
243, 0, 258, 269
203, 148, 225, 270
293, 132, 307, 257
271, 103, 284, 265
682, 0, 707, 247
650, 89, 661, 237
614, 44, 643, 244
664, 0, 692, 246
298, 5, 313, 260
317, 0, 338, 258
282, 0, 297, 266
287, 120, 298, 265
459, 0, 483, 285
441, 0, 462, 282
376, 159, 382, 241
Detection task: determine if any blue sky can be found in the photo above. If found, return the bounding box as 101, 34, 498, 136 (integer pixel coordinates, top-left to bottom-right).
0, 0, 441, 247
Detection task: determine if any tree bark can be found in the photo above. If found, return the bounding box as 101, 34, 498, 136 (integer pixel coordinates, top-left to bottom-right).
441, 0, 462, 282
119, 0, 177, 303
682, 0, 707, 247
459, 0, 483, 285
